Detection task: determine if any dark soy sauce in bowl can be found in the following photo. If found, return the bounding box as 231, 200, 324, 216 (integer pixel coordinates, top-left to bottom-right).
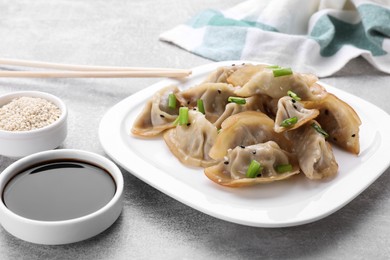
2, 160, 116, 221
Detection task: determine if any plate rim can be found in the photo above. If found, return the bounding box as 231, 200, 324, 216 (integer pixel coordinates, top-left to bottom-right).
99, 60, 390, 227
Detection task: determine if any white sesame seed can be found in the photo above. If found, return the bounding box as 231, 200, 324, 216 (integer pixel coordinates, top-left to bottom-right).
0, 97, 61, 131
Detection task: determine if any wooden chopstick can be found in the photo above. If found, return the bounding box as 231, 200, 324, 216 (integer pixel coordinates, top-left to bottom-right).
0, 70, 192, 78
0, 58, 192, 78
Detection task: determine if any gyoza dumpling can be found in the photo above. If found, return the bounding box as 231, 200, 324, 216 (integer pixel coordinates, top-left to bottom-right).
176, 83, 236, 123
234, 68, 320, 100
213, 94, 273, 129
132, 85, 180, 137
274, 96, 319, 133
303, 93, 361, 154
205, 141, 300, 187
202, 65, 239, 83
226, 64, 267, 86
288, 120, 338, 180
163, 110, 218, 167
209, 111, 291, 160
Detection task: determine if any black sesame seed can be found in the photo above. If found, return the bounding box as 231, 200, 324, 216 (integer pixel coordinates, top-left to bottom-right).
293, 105, 298, 109
240, 145, 245, 149
187, 123, 191, 126
224, 161, 229, 165
352, 134, 356, 137
218, 89, 222, 94
193, 108, 197, 110
252, 150, 256, 155
325, 109, 329, 115
187, 101, 190, 105
291, 99, 296, 103
160, 114, 165, 118
257, 173, 262, 177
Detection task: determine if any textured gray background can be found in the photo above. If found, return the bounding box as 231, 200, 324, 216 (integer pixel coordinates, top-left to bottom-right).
0, 0, 389, 259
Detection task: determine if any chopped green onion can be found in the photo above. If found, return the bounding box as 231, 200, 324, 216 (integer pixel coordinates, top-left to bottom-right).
280, 116, 298, 127
178, 107, 189, 125
174, 107, 189, 126
197, 99, 205, 114
228, 96, 246, 105
272, 67, 293, 77
246, 160, 263, 178
287, 90, 301, 101
168, 93, 176, 109
265, 65, 281, 69
311, 122, 329, 138
275, 164, 293, 173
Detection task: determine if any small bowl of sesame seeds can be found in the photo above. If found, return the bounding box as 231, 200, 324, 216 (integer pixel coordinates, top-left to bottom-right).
0, 91, 67, 158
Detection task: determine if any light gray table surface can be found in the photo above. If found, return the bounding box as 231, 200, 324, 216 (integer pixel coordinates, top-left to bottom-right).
0, 1, 389, 259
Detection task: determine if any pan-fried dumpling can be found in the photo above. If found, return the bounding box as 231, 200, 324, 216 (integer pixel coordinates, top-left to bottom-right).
205, 141, 300, 187
163, 110, 218, 167
176, 83, 236, 123
226, 64, 267, 86
202, 65, 239, 83
288, 121, 338, 180
209, 111, 291, 160
132, 85, 180, 137
213, 94, 273, 129
274, 96, 319, 133
234, 68, 320, 100
303, 93, 361, 154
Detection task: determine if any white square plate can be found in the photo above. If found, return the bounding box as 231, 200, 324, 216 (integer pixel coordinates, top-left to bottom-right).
99, 61, 390, 227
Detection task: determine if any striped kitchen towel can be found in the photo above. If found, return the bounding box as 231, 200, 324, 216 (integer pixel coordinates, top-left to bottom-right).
160, 0, 390, 77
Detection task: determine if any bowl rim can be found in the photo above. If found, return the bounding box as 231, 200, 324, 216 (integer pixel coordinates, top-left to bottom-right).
0, 90, 67, 136
0, 149, 124, 225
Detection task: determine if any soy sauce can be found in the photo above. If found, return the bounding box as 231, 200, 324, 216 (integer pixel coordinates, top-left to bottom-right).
2, 160, 116, 221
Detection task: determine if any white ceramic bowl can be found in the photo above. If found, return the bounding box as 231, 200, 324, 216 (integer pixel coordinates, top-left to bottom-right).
0, 149, 124, 245
0, 91, 67, 158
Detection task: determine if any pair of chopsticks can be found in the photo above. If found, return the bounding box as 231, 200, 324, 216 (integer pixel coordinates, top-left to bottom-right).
0, 58, 192, 78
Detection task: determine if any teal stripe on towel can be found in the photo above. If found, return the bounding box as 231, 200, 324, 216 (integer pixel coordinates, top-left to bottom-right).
358, 4, 390, 44
310, 4, 389, 57
193, 26, 247, 61
187, 9, 278, 61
